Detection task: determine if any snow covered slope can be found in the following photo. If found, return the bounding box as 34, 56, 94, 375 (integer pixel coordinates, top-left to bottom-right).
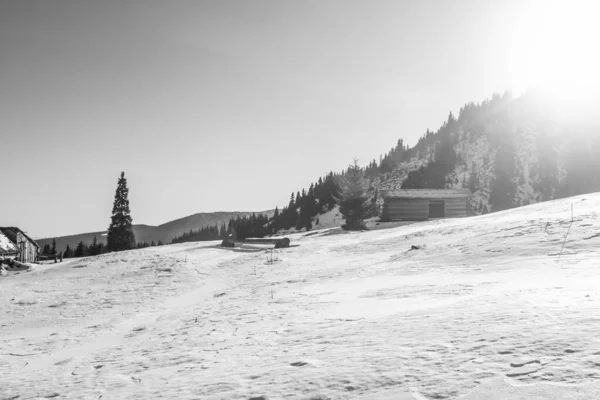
2, 193, 600, 399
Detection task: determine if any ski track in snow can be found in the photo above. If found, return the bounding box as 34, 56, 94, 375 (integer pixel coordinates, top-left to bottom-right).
2, 194, 600, 399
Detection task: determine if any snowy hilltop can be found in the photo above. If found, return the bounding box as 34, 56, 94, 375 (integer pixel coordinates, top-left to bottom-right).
2, 192, 600, 399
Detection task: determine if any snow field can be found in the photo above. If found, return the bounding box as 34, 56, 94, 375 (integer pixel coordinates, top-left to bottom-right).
1, 194, 600, 399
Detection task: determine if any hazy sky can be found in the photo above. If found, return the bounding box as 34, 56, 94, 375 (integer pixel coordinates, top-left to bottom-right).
1, 0, 539, 238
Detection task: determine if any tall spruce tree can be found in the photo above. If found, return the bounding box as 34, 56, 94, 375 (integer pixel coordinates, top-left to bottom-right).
63, 244, 73, 259
336, 159, 371, 231
106, 172, 136, 252
74, 241, 87, 257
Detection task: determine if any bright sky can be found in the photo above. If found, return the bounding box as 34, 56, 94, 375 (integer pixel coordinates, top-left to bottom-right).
1, 0, 597, 238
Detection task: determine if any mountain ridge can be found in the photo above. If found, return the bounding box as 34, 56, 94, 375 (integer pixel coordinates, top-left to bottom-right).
37, 210, 274, 251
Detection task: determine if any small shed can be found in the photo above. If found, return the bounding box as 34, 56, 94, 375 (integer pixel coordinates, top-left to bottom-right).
0, 227, 40, 263
381, 189, 471, 221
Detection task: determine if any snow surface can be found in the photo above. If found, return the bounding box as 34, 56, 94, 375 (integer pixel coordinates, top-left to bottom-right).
312, 205, 345, 230
2, 194, 600, 399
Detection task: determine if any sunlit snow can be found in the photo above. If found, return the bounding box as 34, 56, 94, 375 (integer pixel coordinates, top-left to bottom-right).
2, 194, 600, 399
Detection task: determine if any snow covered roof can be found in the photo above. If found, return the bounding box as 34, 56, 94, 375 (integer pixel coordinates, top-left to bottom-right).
0, 227, 40, 249
0, 230, 18, 254
382, 189, 471, 199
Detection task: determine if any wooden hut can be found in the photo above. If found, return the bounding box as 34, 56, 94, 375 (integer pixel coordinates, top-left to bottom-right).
0, 227, 40, 263
381, 189, 471, 221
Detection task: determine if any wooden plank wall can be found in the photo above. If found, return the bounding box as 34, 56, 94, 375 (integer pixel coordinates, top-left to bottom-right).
383, 198, 429, 221
443, 197, 468, 218
382, 196, 468, 221
16, 232, 38, 263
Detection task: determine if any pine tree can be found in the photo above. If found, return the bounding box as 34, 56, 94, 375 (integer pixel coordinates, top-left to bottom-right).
74, 241, 87, 257
322, 173, 340, 210
51, 239, 57, 255
336, 159, 371, 231
64, 244, 73, 259
272, 207, 280, 234
106, 171, 136, 252
90, 236, 99, 256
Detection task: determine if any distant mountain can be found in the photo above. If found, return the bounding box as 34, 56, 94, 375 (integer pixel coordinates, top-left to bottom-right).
37, 211, 274, 252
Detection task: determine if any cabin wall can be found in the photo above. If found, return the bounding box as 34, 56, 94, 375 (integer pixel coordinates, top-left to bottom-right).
16, 232, 38, 263
443, 197, 468, 218
382, 198, 429, 221
382, 196, 468, 221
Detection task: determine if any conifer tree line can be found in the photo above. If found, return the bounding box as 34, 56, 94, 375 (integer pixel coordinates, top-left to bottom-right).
172, 163, 380, 240
171, 223, 226, 244
41, 239, 57, 257
60, 236, 164, 259
401, 111, 459, 190
170, 172, 344, 242
270, 172, 340, 233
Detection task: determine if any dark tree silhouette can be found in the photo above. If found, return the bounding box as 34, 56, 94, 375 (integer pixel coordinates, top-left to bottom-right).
106, 172, 136, 252
336, 159, 371, 231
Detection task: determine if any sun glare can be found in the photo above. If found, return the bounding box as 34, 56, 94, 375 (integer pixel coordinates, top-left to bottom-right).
508, 0, 600, 109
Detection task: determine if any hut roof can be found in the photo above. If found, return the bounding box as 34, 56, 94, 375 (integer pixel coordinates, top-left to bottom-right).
382, 189, 471, 199
0, 229, 19, 254
0, 227, 40, 249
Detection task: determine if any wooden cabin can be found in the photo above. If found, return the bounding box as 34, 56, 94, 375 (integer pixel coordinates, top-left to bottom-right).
381, 189, 471, 221
0, 227, 40, 263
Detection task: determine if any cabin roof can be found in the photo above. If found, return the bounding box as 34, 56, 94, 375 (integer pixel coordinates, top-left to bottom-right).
0, 227, 40, 249
382, 189, 471, 199
0, 230, 19, 254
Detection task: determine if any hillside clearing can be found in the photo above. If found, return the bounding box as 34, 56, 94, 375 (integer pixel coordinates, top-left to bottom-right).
2, 194, 600, 399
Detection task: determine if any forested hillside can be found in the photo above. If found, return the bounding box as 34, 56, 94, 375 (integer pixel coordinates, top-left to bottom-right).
375, 90, 600, 213
227, 90, 600, 236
